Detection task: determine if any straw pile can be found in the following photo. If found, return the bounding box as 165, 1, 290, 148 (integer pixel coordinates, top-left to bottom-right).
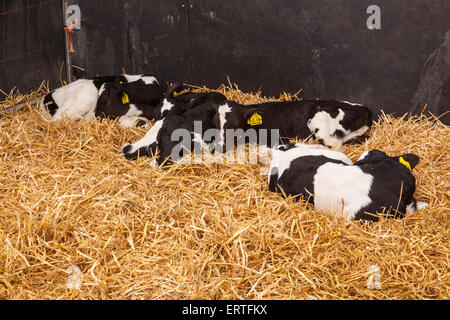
0, 81, 448, 300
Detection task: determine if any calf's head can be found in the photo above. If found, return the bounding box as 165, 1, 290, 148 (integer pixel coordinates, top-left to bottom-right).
153, 82, 187, 119
355, 150, 420, 170
95, 83, 129, 119
212, 102, 267, 147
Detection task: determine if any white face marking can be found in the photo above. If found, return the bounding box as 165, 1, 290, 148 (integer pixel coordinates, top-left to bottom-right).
313, 163, 373, 219
97, 83, 106, 98
123, 74, 158, 85
307, 109, 346, 148
307, 108, 368, 148
160, 99, 174, 116
357, 151, 370, 162
217, 103, 232, 146
341, 100, 363, 106
124, 119, 164, 154
268, 143, 352, 182
51, 79, 99, 120
118, 104, 144, 128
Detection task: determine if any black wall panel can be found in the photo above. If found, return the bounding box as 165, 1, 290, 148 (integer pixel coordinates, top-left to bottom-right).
69, 0, 190, 85
0, 0, 65, 94
188, 0, 450, 121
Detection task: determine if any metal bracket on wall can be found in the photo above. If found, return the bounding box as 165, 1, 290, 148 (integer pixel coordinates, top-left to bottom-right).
62, 0, 74, 83
185, 0, 194, 83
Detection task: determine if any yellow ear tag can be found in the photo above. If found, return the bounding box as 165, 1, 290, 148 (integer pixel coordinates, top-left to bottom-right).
399, 157, 412, 171
173, 91, 182, 97
122, 92, 130, 104
247, 112, 262, 126
190, 98, 196, 102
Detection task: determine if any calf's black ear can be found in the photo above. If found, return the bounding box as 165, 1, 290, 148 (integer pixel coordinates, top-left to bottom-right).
166, 82, 185, 98
354, 150, 387, 165
397, 153, 420, 170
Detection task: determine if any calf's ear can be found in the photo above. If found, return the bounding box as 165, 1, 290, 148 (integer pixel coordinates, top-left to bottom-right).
166, 82, 185, 98
354, 150, 387, 165
397, 153, 420, 170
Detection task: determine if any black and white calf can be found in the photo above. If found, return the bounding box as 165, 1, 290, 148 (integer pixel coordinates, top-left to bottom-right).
149, 83, 226, 121
95, 79, 164, 128
40, 74, 163, 127
121, 84, 227, 164
268, 143, 427, 221
212, 99, 373, 150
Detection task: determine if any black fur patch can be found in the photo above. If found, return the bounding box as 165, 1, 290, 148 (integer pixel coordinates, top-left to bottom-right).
273, 155, 346, 202
334, 129, 345, 138
43, 93, 58, 116
92, 75, 125, 89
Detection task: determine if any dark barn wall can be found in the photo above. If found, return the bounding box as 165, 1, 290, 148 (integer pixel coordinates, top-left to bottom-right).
0, 0, 66, 94
189, 0, 450, 121
69, 0, 190, 85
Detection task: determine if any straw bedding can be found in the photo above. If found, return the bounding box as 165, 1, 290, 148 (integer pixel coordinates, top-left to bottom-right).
0, 82, 448, 300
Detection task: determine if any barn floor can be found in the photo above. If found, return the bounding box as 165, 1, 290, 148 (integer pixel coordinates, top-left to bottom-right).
0, 83, 448, 299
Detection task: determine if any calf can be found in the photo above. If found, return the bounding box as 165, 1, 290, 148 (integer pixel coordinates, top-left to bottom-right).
40, 74, 162, 126
151, 83, 226, 121
121, 84, 227, 164
268, 143, 427, 221
95, 79, 164, 128
212, 99, 373, 150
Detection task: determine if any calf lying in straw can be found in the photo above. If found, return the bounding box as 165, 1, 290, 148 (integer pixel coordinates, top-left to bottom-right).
121, 83, 227, 164
95, 78, 164, 128
268, 143, 428, 221
212, 99, 373, 150
40, 74, 163, 127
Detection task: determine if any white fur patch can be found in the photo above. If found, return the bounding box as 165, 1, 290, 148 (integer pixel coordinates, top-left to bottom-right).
217, 103, 232, 146
416, 201, 428, 211
307, 109, 369, 149
125, 119, 164, 153
313, 163, 373, 219
192, 132, 210, 151
97, 83, 107, 98
50, 79, 99, 121
341, 100, 363, 106
123, 74, 158, 85
357, 151, 370, 162
160, 99, 174, 116
406, 201, 428, 214
307, 109, 346, 149
269, 143, 353, 183
342, 125, 369, 143
406, 203, 415, 214
118, 104, 144, 128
